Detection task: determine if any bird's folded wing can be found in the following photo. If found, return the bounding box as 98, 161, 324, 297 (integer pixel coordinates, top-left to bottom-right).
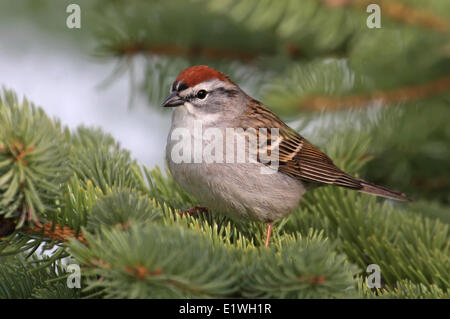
277, 134, 362, 190
237, 100, 362, 190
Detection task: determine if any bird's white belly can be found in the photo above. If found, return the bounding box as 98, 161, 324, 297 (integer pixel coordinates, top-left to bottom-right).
166, 129, 306, 222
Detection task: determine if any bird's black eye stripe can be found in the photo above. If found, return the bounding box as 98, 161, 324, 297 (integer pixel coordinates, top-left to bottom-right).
172, 81, 188, 92
196, 90, 207, 99
178, 82, 188, 91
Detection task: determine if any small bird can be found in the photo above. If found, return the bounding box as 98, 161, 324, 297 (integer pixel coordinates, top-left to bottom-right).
162, 65, 408, 247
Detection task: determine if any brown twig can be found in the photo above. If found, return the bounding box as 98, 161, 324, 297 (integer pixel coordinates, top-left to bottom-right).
118, 43, 259, 62
320, 0, 450, 32
301, 75, 450, 111
27, 222, 87, 244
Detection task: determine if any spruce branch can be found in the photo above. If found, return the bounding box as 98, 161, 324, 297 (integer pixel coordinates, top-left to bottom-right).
206, 0, 357, 55
241, 232, 359, 298
301, 75, 450, 111
69, 223, 241, 298
0, 89, 70, 227
68, 126, 144, 194
264, 59, 450, 114
94, 0, 278, 62
117, 43, 260, 62
286, 187, 450, 290
320, 0, 450, 32
0, 254, 81, 299
358, 277, 450, 299
86, 188, 163, 232
361, 101, 450, 203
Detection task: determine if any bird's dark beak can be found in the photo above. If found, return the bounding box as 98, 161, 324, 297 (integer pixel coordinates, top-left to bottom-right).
162, 91, 184, 107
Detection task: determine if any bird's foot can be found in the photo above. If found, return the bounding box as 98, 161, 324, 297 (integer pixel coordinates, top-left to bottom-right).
178, 206, 209, 216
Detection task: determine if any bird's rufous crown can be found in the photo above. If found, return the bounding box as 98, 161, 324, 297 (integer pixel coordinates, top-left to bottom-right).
174, 65, 233, 88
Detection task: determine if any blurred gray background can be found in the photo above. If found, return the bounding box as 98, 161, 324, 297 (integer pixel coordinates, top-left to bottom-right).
0, 2, 170, 169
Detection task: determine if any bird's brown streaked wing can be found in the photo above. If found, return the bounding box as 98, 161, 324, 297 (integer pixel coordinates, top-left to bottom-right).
278, 134, 362, 190
238, 99, 362, 190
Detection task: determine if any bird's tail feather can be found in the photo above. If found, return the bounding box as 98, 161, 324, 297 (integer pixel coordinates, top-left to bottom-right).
357, 179, 410, 202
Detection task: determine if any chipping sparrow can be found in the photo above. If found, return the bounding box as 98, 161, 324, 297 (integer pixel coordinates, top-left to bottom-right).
163, 65, 408, 247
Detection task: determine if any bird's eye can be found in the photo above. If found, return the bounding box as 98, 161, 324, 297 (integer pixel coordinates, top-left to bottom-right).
196, 90, 207, 99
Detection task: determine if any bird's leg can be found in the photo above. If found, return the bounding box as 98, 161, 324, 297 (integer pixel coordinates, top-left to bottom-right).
178, 206, 208, 216
264, 222, 273, 248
